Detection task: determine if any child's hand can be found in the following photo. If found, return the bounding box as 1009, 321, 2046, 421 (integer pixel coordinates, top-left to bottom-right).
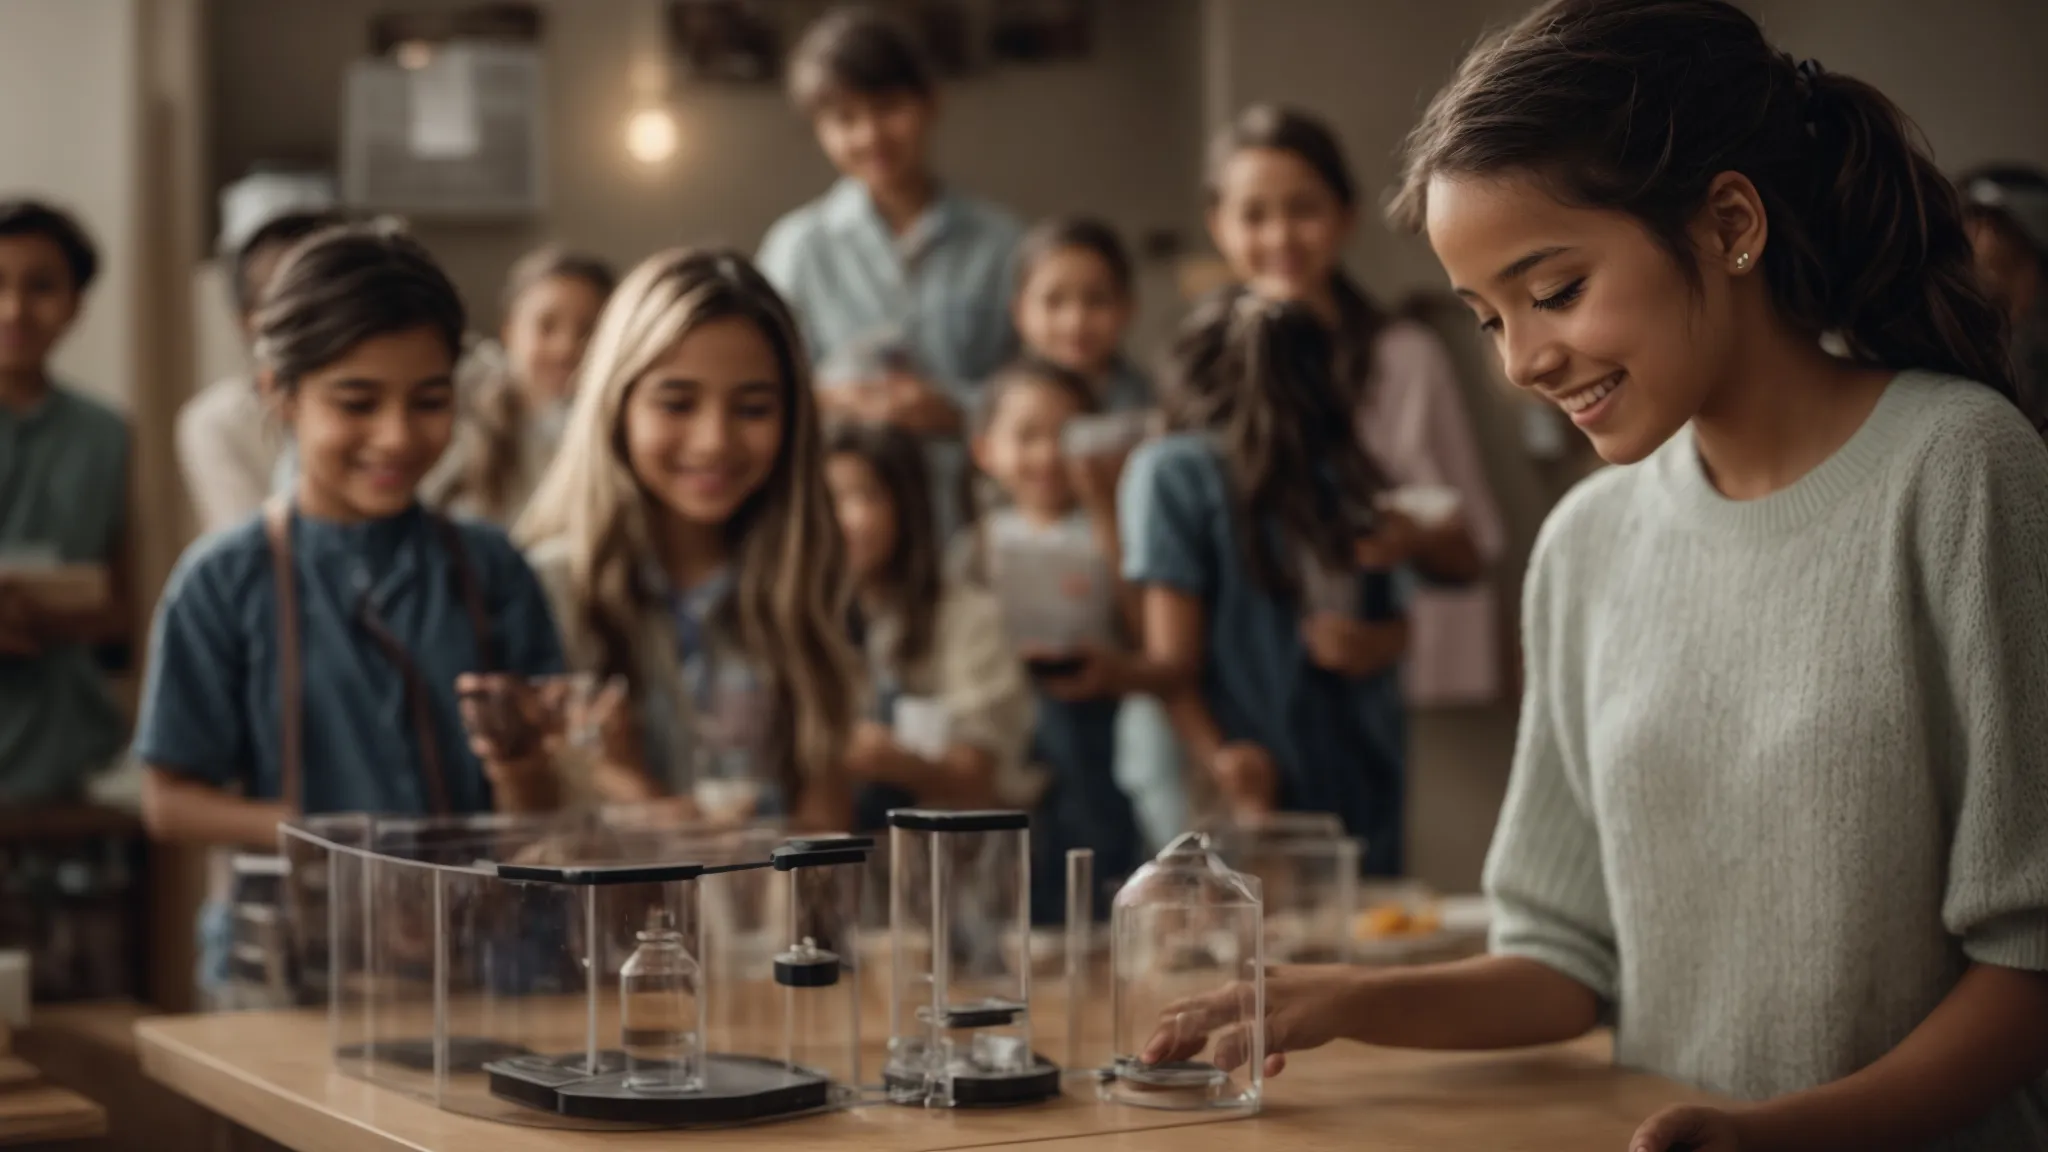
572, 676, 641, 769
874, 372, 961, 435
1354, 508, 1423, 570
0, 579, 43, 657
458, 673, 560, 763
1028, 641, 1127, 701
1301, 612, 1408, 679
1210, 741, 1277, 817
846, 720, 904, 782
1630, 1105, 1747, 1152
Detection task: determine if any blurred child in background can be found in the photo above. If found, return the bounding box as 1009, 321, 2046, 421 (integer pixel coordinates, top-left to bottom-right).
1206, 104, 1503, 709
177, 208, 344, 536
0, 199, 133, 804
440, 246, 615, 525
762, 6, 1024, 534
961, 358, 1161, 918
1959, 164, 2048, 416
1009, 216, 1187, 850
825, 421, 1038, 831
1122, 289, 1410, 874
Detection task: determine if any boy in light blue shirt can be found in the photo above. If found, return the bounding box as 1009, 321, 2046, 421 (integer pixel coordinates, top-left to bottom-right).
759, 6, 1023, 532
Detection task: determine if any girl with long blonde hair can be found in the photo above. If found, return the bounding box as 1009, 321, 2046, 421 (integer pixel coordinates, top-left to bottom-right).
518, 248, 860, 830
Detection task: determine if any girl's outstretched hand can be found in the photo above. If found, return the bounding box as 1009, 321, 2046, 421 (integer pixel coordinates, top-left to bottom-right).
1141, 964, 1368, 1080
1630, 1105, 1745, 1152
1301, 612, 1408, 679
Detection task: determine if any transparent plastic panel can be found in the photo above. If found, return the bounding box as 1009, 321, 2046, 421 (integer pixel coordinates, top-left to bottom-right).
358, 854, 445, 1104
885, 823, 935, 1101
287, 810, 865, 1129
698, 863, 782, 1059
777, 863, 861, 1092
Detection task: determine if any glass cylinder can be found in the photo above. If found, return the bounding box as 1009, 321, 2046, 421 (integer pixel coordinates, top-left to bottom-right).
1104, 832, 1263, 1113
619, 907, 705, 1094
884, 809, 1058, 1107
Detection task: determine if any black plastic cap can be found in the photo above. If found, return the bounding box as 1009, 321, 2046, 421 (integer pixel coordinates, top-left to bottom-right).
495, 861, 707, 886
885, 809, 1029, 832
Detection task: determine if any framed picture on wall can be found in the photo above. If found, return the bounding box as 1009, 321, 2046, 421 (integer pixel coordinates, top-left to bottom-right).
666, 0, 782, 85
990, 0, 1092, 63
902, 1, 975, 76
368, 3, 543, 57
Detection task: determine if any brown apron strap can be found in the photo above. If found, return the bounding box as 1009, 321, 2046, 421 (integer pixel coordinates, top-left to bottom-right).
430, 513, 497, 673
260, 496, 304, 815
354, 604, 454, 816
262, 503, 493, 819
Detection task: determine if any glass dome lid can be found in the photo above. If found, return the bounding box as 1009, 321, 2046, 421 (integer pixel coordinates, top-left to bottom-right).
1104, 832, 1264, 1113
1114, 832, 1263, 911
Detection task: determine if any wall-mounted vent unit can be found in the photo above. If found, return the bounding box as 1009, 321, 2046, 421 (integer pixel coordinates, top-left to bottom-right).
340, 39, 545, 220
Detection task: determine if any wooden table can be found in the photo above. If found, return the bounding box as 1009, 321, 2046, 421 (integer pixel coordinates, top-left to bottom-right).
136, 1009, 1709, 1151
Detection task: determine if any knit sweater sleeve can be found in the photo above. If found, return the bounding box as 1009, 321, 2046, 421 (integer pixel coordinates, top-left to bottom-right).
1481, 491, 1621, 1007
1918, 402, 2048, 972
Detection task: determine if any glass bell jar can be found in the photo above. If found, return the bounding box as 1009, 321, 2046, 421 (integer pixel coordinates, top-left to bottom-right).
1102, 831, 1264, 1113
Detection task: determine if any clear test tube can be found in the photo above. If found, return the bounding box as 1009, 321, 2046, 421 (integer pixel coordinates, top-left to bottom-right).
1064, 847, 1093, 1076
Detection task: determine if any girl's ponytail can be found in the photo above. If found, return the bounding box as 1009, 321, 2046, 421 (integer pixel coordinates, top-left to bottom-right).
1782, 65, 2016, 409
1166, 287, 1387, 599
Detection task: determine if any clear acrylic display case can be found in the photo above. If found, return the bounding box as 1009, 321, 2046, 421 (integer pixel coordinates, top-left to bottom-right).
883, 809, 1061, 1107
1201, 812, 1359, 964
277, 811, 871, 1130
1103, 832, 1263, 1113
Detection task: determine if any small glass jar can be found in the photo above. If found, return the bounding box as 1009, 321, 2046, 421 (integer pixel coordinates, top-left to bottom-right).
619, 908, 705, 1095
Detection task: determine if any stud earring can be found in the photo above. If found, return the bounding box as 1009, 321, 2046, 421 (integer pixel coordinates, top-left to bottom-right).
1734, 251, 1752, 271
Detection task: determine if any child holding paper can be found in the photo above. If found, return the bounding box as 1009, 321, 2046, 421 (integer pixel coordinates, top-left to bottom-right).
963, 359, 1194, 917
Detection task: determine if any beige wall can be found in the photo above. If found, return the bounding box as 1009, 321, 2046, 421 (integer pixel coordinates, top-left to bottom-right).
1751, 0, 2048, 175
1201, 0, 1535, 300
209, 0, 1207, 356
0, 0, 142, 413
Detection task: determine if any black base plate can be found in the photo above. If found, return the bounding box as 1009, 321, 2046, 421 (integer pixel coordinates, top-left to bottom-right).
486, 1050, 832, 1125
885, 1054, 1062, 1107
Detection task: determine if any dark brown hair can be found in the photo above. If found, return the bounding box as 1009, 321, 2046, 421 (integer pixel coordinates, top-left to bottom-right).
1014, 217, 1134, 298
1164, 286, 1387, 600
0, 199, 98, 291
826, 421, 941, 669
230, 209, 348, 318
1391, 0, 2024, 423
787, 6, 934, 114
253, 222, 465, 392
973, 355, 1101, 435
460, 245, 619, 519
1205, 104, 1387, 386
